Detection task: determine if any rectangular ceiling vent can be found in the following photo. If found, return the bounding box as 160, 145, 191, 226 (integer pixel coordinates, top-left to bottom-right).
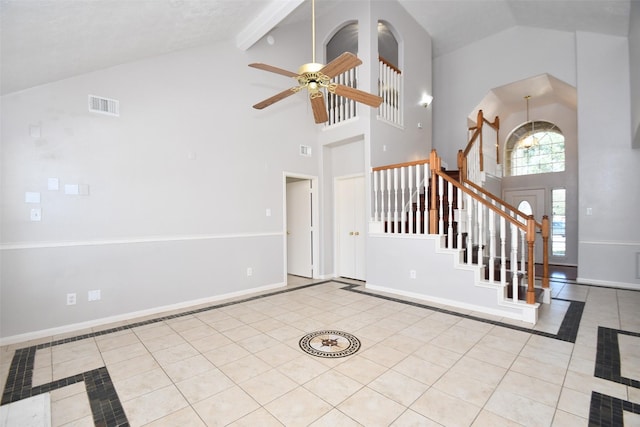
299, 145, 312, 157
88, 95, 119, 117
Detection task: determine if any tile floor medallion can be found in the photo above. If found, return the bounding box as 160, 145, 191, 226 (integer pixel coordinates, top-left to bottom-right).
0, 271, 639, 426
299, 330, 361, 358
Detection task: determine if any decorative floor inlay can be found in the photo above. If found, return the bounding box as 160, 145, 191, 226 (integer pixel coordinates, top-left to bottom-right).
299, 330, 360, 358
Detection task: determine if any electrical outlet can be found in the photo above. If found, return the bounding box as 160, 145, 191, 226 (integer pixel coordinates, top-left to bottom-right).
88, 290, 101, 301
66, 293, 76, 305
410, 270, 417, 279
246, 267, 253, 277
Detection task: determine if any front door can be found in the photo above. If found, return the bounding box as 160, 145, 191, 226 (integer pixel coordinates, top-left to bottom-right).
286, 179, 313, 278
504, 188, 545, 263
336, 175, 365, 280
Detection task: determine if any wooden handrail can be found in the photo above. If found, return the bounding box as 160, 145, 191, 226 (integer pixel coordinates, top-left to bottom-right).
378, 56, 401, 74
372, 159, 429, 172
462, 110, 501, 175
434, 168, 525, 230
462, 178, 542, 229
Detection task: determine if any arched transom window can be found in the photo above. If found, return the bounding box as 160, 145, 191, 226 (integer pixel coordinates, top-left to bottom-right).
506, 121, 565, 177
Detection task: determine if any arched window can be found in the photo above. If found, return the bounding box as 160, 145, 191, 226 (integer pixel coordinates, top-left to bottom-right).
377, 21, 398, 68
326, 22, 358, 62
506, 121, 565, 177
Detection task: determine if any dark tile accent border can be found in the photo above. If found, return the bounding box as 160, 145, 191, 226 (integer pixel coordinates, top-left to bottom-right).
589, 392, 640, 426
1, 278, 585, 426
1, 347, 127, 426
338, 282, 585, 343
0, 280, 333, 426
595, 327, 640, 389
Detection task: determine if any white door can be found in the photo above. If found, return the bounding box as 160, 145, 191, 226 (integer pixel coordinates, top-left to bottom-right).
504, 188, 545, 262
287, 180, 312, 278
336, 176, 365, 280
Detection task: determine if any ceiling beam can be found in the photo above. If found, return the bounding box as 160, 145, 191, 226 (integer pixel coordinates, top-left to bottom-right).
236, 0, 305, 51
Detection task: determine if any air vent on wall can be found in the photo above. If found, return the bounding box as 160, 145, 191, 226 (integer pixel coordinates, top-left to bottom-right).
88, 95, 119, 116
299, 145, 312, 157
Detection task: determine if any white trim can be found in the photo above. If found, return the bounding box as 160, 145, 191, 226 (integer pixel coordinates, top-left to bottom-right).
283, 172, 320, 280
235, 0, 303, 50
0, 281, 286, 346
365, 282, 535, 324
580, 240, 640, 246
0, 232, 282, 251
575, 277, 640, 290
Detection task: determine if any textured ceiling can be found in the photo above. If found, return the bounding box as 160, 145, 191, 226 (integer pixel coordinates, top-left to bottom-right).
0, 0, 632, 95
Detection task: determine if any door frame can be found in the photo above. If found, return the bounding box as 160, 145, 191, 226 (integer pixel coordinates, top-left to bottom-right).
503, 188, 546, 263
333, 173, 366, 280
283, 172, 319, 281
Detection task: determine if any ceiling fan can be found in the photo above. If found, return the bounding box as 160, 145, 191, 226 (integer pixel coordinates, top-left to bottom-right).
249, 0, 383, 124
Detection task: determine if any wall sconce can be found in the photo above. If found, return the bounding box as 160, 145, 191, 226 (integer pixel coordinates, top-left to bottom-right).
420, 94, 433, 108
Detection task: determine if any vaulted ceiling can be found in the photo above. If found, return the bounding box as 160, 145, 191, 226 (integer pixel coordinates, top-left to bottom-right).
0, 0, 631, 95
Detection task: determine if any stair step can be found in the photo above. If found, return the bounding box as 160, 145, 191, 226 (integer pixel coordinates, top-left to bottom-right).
506, 285, 545, 303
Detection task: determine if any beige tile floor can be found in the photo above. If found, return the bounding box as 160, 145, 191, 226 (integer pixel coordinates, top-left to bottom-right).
1, 274, 639, 426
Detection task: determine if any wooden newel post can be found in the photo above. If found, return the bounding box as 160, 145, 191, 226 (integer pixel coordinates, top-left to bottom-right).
457, 149, 464, 179
541, 215, 550, 289
526, 216, 536, 304
429, 149, 440, 234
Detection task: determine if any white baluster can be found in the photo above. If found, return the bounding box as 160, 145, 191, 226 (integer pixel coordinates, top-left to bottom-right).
393, 168, 399, 233
447, 181, 453, 247
386, 169, 392, 234
511, 223, 519, 302
400, 167, 406, 234
500, 217, 506, 286
438, 176, 444, 234
488, 210, 495, 282
408, 165, 414, 234
466, 193, 473, 265
415, 166, 421, 233
520, 228, 526, 275
477, 199, 483, 267
457, 186, 463, 249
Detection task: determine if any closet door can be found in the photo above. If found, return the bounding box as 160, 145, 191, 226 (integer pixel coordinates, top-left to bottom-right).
337, 176, 365, 280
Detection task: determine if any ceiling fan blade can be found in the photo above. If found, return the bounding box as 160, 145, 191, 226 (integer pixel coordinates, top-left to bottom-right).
248, 63, 299, 78
332, 84, 383, 107
320, 52, 362, 78
253, 87, 300, 110
310, 93, 329, 124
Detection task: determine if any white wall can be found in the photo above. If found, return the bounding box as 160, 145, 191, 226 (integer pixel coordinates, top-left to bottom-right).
433, 26, 639, 288
631, 1, 640, 148
433, 26, 576, 167
500, 102, 578, 266
0, 28, 322, 339
369, 0, 433, 167
575, 32, 640, 289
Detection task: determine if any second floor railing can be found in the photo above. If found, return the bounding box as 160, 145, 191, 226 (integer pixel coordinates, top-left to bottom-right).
327, 57, 403, 127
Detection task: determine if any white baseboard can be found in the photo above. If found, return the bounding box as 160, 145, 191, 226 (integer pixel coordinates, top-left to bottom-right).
365, 282, 533, 324
0, 282, 286, 347
576, 277, 640, 291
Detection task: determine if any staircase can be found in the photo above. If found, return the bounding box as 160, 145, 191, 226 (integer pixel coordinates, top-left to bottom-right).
369, 149, 550, 325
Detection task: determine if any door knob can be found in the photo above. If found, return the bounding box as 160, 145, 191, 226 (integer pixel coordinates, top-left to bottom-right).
349, 231, 354, 236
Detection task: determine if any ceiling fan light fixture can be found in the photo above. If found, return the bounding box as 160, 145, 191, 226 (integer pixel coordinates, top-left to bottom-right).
248, 0, 382, 124
298, 63, 323, 74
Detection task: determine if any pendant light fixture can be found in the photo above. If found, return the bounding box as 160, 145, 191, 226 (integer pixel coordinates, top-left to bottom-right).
521, 95, 538, 149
